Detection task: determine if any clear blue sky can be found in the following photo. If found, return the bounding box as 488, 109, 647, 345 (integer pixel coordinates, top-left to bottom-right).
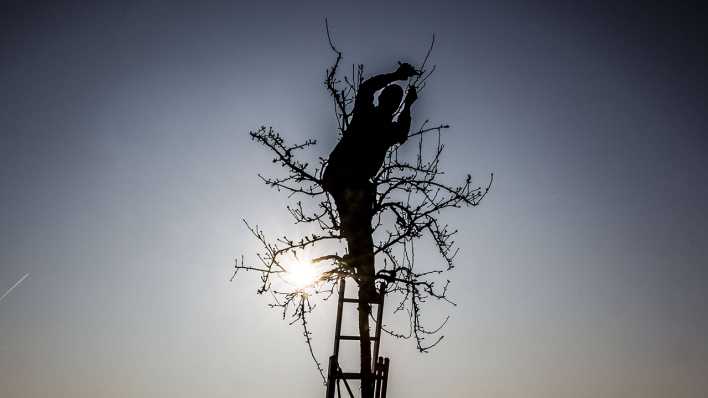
1, 1, 706, 397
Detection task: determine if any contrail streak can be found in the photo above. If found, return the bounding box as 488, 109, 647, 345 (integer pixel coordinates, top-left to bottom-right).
0, 273, 29, 304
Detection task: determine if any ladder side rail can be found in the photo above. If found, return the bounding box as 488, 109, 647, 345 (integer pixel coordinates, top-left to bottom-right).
327, 278, 346, 398
374, 357, 383, 398
326, 355, 337, 398
332, 278, 346, 357
338, 364, 356, 398
371, 283, 386, 368
380, 358, 390, 398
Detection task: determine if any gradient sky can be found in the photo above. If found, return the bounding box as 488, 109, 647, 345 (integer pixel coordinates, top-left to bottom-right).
1, 1, 707, 397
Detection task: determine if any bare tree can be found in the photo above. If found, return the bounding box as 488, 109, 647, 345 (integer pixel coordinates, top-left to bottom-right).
233, 24, 492, 397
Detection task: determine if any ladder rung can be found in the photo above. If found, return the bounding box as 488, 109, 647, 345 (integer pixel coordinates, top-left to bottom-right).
342, 297, 382, 304
339, 335, 377, 341
337, 372, 387, 380
341, 298, 359, 303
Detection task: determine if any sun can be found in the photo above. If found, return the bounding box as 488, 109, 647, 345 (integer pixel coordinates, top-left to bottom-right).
283, 258, 321, 289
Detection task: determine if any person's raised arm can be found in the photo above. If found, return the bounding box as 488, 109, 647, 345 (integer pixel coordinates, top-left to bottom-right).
354, 63, 419, 113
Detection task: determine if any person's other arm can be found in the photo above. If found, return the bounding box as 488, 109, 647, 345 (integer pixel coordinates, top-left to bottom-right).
353, 63, 418, 114
391, 86, 417, 145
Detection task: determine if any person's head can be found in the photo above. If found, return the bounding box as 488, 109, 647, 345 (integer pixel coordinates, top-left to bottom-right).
378, 84, 403, 115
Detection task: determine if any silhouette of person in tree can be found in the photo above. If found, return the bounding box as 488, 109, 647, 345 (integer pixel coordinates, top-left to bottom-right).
323, 62, 419, 273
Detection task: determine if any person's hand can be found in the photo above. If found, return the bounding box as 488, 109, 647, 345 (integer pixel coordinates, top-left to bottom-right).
405, 86, 418, 105
396, 62, 419, 79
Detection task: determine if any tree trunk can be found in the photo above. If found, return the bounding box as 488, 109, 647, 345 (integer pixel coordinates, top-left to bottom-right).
332, 184, 377, 398
350, 234, 375, 398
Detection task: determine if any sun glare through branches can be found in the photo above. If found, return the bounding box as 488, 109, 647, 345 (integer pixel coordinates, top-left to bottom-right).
281, 256, 325, 291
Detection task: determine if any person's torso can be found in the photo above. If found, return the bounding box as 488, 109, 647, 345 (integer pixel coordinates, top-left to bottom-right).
326, 110, 393, 182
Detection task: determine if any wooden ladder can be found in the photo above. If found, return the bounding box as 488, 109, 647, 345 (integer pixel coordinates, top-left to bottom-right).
325, 278, 390, 398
